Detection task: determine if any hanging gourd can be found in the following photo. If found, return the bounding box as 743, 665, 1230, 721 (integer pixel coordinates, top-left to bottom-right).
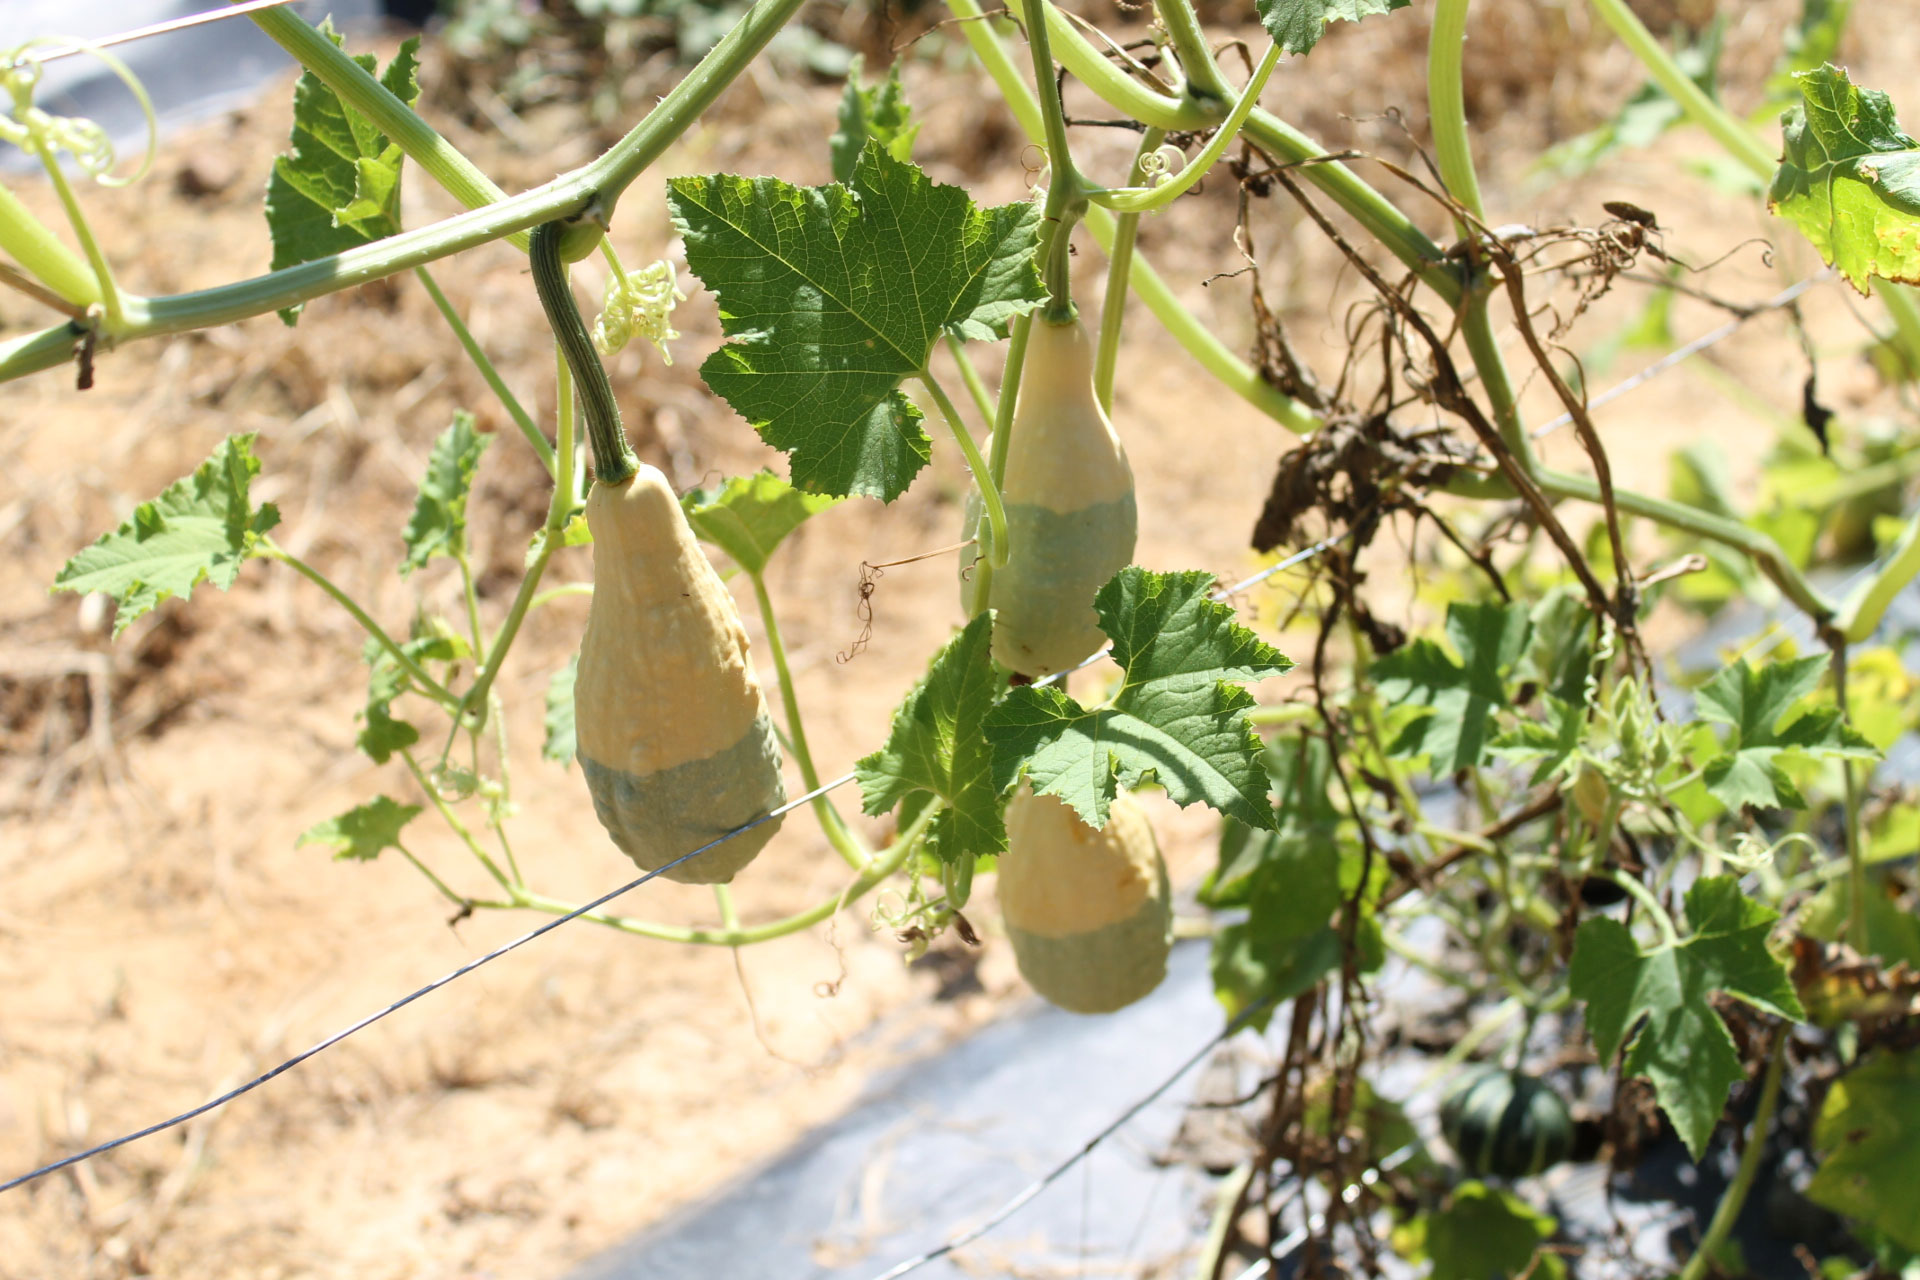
533, 221, 786, 885
965, 314, 1136, 676
997, 785, 1171, 1014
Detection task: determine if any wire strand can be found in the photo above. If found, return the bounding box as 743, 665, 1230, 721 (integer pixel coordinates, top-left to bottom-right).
1530, 272, 1832, 442
25, 0, 305, 63
863, 993, 1280, 1280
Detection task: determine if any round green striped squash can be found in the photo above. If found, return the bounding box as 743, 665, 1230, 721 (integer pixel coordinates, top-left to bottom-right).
574, 465, 785, 884
997, 787, 1171, 1014
1438, 1067, 1574, 1180
962, 315, 1136, 677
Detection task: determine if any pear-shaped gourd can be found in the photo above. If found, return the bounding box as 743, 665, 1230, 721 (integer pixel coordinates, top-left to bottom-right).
998, 786, 1171, 1014
965, 316, 1136, 676
574, 465, 785, 884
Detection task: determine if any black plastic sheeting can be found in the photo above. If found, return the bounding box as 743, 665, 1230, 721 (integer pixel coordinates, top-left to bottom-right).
569, 940, 1240, 1280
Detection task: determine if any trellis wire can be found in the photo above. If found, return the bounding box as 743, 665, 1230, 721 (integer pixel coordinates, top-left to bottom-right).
1530, 272, 1832, 442
26, 0, 305, 63
0, 529, 1350, 1196
862, 993, 1281, 1280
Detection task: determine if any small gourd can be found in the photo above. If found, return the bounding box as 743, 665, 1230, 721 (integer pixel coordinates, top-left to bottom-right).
574, 464, 786, 884
1438, 1066, 1575, 1180
997, 786, 1171, 1014
964, 315, 1136, 676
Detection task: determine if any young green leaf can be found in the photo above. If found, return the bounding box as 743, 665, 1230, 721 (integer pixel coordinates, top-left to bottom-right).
1695, 655, 1877, 810
1808, 1048, 1920, 1250
985, 569, 1294, 830
357, 633, 463, 764
1374, 601, 1530, 774
297, 795, 423, 862
1571, 875, 1805, 1159
543, 654, 578, 766
1390, 1182, 1563, 1280
830, 55, 920, 184
681, 470, 842, 576
856, 614, 1004, 863
264, 26, 422, 323
401, 411, 490, 575
53, 434, 281, 637
1210, 920, 1341, 1030
1257, 0, 1409, 56
1768, 65, 1920, 294
667, 146, 1043, 500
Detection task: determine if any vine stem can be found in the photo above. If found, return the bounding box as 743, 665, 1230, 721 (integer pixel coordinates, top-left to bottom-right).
968, 311, 1034, 616
29, 134, 122, 328
1830, 642, 1868, 951
1426, 0, 1485, 227
1612, 867, 1682, 950
261, 541, 455, 705
920, 369, 1009, 570
412, 265, 554, 475
748, 569, 868, 870
1094, 43, 1281, 216
511, 802, 934, 946
945, 0, 1319, 436
0, 0, 812, 384
1153, 0, 1234, 103
1094, 127, 1163, 413
401, 750, 518, 893
1677, 1032, 1787, 1280
945, 333, 998, 424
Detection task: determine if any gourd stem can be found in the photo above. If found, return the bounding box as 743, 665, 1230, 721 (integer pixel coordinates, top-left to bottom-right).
412, 265, 554, 476
549, 347, 579, 531
530, 221, 634, 486
0, 181, 100, 307
945, 333, 998, 425
969, 311, 1035, 615
748, 569, 868, 870
401, 750, 519, 894
920, 369, 1010, 571
1678, 1032, 1786, 1280
261, 541, 456, 706
1094, 128, 1163, 414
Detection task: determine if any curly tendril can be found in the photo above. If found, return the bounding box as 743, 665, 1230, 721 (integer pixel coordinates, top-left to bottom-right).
1, 38, 157, 186
591, 259, 687, 362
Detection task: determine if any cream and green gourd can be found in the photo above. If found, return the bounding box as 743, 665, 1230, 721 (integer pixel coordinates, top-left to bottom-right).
527, 217, 786, 886
574, 464, 786, 884
997, 786, 1172, 1014
968, 314, 1136, 676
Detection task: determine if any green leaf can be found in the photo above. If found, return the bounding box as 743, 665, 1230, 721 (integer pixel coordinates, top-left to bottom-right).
985, 568, 1295, 830
1255, 0, 1410, 56
53, 434, 281, 637
1768, 65, 1920, 294
681, 470, 842, 576
264, 26, 421, 323
1210, 921, 1341, 1030
1205, 736, 1341, 905
667, 146, 1043, 500
1392, 1181, 1563, 1280
1808, 1048, 1920, 1250
856, 613, 1004, 863
830, 55, 920, 184
297, 795, 422, 862
401, 411, 490, 575
1695, 655, 1877, 809
1375, 601, 1530, 773
1570, 875, 1805, 1159
356, 633, 462, 765
543, 654, 578, 766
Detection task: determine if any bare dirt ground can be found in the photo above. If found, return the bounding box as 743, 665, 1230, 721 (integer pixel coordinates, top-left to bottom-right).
0, 2, 1909, 1276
